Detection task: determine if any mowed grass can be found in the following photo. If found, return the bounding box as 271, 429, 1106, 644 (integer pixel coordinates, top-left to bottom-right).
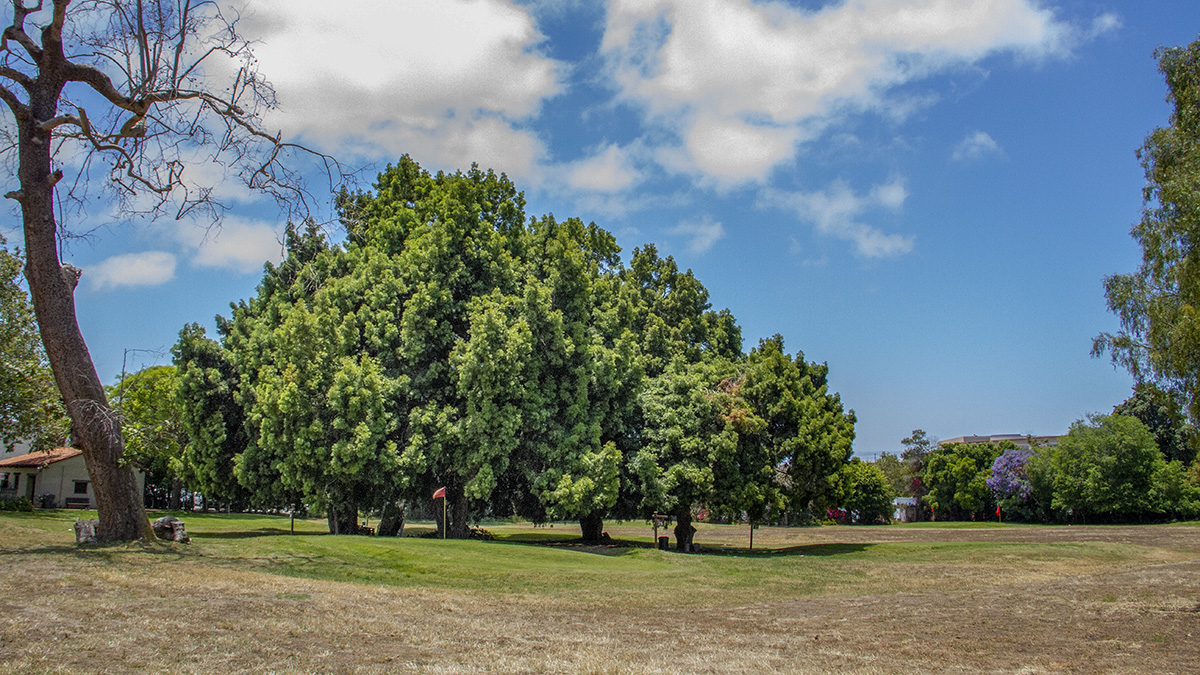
2, 510, 1199, 673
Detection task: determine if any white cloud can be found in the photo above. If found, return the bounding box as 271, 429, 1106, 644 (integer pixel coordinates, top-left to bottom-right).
952, 130, 1001, 161
85, 251, 177, 291
601, 0, 1090, 186
235, 0, 563, 182
671, 216, 725, 255
176, 218, 285, 274
762, 179, 914, 258
563, 144, 642, 193
1087, 13, 1122, 39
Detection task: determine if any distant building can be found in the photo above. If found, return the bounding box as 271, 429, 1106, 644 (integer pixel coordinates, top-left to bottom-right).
0, 446, 144, 509
893, 497, 919, 523
938, 434, 1062, 449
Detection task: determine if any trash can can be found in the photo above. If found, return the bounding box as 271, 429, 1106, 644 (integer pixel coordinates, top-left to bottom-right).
657, 536, 669, 550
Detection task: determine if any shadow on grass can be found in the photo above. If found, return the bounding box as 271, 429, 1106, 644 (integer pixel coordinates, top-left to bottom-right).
189, 528, 326, 540
0, 541, 192, 561
709, 542, 873, 558
499, 534, 873, 558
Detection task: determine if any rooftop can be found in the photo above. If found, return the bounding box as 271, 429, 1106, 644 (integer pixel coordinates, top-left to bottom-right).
0, 447, 82, 469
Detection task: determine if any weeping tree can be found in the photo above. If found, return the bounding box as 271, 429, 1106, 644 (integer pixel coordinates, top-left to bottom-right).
0, 0, 339, 540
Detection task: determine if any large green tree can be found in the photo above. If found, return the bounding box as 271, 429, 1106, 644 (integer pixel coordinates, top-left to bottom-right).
834, 458, 895, 525
741, 336, 855, 520
1, 236, 67, 452
172, 323, 252, 509
1112, 382, 1197, 465
632, 359, 741, 551
1095, 37, 1200, 422
224, 224, 409, 533
1052, 414, 1198, 521
921, 441, 1005, 520
517, 215, 636, 541
108, 365, 188, 509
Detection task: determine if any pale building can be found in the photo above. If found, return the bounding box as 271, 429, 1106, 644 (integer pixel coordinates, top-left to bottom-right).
938, 434, 1062, 449
0, 446, 144, 509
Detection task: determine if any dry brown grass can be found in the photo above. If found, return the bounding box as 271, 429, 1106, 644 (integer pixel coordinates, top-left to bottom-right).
1, 514, 1198, 674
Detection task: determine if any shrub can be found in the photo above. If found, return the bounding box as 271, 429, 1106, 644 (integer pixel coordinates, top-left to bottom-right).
0, 496, 34, 512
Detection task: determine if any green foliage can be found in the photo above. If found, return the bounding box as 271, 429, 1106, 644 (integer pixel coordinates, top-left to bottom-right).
0, 496, 33, 512
1051, 414, 1199, 521
633, 359, 737, 522
622, 244, 742, 378
174, 156, 859, 539
835, 458, 894, 524
172, 323, 252, 506
922, 441, 1005, 520
900, 429, 935, 499
874, 452, 909, 496
108, 365, 188, 496
1113, 382, 1198, 464
741, 335, 854, 518
0, 236, 68, 452
1095, 37, 1200, 422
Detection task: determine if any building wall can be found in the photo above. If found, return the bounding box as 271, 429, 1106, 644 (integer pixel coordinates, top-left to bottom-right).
1, 456, 145, 509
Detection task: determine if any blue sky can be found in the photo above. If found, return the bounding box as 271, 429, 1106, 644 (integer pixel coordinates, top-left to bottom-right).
11, 1, 1200, 458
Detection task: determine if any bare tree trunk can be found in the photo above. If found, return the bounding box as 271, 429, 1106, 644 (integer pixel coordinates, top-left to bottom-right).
15, 82, 149, 542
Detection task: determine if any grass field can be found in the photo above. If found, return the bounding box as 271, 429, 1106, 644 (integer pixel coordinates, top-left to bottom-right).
1, 511, 1198, 673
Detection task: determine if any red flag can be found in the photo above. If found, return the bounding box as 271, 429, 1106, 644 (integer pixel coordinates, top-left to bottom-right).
996, 504, 1002, 517
432, 487, 446, 500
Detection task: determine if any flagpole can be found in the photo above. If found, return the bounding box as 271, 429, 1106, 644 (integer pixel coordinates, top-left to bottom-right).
443, 493, 447, 540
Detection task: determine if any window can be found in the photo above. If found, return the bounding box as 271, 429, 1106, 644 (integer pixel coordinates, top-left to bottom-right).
73, 481, 88, 495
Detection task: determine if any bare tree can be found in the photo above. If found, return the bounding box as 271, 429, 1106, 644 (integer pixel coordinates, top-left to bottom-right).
1, 0, 340, 540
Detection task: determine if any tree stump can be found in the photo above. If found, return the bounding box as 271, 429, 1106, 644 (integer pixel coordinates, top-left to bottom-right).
151, 515, 191, 543
74, 518, 98, 544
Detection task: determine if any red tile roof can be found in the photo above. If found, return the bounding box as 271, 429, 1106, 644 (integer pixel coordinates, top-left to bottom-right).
0, 447, 83, 468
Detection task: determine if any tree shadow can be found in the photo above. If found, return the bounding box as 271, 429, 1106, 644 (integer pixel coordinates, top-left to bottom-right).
500, 535, 872, 558
0, 541, 192, 561
708, 542, 873, 558
189, 528, 325, 540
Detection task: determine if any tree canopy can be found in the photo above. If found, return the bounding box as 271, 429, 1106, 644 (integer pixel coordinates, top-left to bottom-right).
174, 156, 858, 545
1095, 37, 1200, 423
1, 236, 67, 452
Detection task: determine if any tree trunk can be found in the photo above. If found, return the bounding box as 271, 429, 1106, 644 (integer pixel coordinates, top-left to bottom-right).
674, 510, 696, 553
579, 512, 604, 542
449, 487, 469, 539
377, 500, 405, 537
326, 500, 358, 534
16, 79, 149, 542
433, 496, 446, 537
169, 476, 183, 511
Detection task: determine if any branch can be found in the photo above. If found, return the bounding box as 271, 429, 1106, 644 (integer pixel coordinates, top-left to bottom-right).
1, 0, 45, 62
62, 60, 141, 113
0, 81, 28, 119
0, 64, 32, 90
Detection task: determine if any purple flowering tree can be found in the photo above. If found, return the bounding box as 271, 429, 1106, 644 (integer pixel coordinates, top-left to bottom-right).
987, 447, 1034, 500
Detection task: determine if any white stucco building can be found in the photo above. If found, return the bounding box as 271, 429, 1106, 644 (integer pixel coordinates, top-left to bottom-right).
0, 445, 144, 509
